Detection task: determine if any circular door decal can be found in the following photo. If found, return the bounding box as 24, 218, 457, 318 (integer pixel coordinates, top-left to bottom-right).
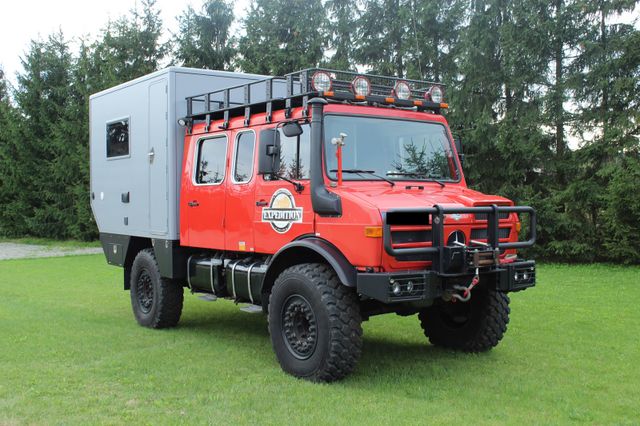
261, 188, 303, 233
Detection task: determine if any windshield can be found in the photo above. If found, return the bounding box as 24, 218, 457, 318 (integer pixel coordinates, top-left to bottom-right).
324, 115, 459, 181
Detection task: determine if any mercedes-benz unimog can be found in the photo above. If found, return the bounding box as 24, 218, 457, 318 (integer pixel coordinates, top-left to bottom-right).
90, 67, 536, 382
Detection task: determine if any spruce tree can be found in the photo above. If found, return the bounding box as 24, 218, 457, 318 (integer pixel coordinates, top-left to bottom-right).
238, 0, 327, 75
355, 0, 410, 77
10, 32, 75, 238
174, 0, 236, 70
324, 0, 360, 70
91, 0, 167, 86
0, 68, 22, 237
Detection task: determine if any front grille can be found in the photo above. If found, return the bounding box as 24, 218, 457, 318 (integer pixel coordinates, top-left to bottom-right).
474, 212, 510, 221
471, 227, 511, 240
391, 229, 432, 244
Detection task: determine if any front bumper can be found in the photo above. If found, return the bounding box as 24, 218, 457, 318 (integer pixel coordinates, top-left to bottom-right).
356, 260, 536, 304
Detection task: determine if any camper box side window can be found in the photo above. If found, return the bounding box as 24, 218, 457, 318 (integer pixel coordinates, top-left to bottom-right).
106, 119, 130, 158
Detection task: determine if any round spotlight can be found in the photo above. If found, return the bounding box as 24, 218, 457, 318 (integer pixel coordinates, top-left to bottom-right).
392, 281, 402, 296
406, 281, 414, 292
177, 118, 187, 127
393, 81, 411, 100
311, 71, 333, 92
351, 76, 371, 97
425, 85, 444, 103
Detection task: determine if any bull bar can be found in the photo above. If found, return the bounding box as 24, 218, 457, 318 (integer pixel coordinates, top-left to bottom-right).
356, 205, 537, 303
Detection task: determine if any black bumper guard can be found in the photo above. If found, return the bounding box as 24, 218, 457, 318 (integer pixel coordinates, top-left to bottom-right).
382, 204, 535, 275
355, 206, 536, 303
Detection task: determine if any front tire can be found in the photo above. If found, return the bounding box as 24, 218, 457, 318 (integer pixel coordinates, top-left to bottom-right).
268, 263, 362, 382
418, 285, 510, 352
129, 248, 184, 329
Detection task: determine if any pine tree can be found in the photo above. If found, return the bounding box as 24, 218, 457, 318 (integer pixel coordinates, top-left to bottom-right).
8, 32, 75, 238
238, 0, 327, 75
324, 0, 360, 70
405, 0, 465, 82
560, 0, 640, 262
91, 0, 167, 86
174, 0, 236, 70
355, 0, 410, 77
0, 68, 22, 237
450, 0, 551, 196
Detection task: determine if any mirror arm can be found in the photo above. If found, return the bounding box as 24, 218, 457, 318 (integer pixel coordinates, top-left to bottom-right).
272, 174, 305, 193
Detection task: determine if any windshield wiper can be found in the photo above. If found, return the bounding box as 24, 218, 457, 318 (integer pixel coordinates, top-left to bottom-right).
330, 169, 395, 187
385, 171, 446, 187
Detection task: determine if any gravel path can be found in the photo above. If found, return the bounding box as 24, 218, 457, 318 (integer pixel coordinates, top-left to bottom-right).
0, 243, 103, 260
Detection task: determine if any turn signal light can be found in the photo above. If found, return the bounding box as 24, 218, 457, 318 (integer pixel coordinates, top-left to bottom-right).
516, 222, 522, 234
364, 226, 383, 238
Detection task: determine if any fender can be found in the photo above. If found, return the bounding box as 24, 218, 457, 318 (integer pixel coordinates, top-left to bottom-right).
263, 237, 357, 292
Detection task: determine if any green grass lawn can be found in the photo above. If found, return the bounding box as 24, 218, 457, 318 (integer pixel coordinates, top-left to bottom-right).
1, 256, 638, 425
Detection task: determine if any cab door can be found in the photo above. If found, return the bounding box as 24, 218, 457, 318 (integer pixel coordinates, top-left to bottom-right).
181, 133, 229, 249
224, 129, 257, 252
254, 124, 314, 253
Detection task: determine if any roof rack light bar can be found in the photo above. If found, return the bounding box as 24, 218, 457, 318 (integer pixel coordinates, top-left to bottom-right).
184, 68, 446, 128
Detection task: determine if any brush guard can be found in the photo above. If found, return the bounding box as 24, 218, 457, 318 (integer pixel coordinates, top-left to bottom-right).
355, 205, 536, 303
382, 204, 536, 275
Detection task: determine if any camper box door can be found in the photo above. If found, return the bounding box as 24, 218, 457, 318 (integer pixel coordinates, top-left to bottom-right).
148, 79, 169, 235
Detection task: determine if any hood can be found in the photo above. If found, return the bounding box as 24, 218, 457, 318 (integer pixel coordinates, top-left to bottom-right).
339, 184, 512, 220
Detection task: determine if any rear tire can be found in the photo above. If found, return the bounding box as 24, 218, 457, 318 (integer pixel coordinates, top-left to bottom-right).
268, 263, 362, 382
129, 248, 183, 329
418, 285, 510, 352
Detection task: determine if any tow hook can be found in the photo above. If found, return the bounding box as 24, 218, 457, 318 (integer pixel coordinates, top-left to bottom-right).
451, 268, 480, 303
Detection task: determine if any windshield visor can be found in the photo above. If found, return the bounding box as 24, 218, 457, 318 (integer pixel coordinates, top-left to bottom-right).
324, 115, 459, 181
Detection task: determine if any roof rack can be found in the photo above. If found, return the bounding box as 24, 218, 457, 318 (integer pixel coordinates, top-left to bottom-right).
184, 68, 446, 132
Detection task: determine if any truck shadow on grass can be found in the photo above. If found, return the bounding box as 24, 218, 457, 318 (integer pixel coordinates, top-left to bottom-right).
177, 306, 491, 382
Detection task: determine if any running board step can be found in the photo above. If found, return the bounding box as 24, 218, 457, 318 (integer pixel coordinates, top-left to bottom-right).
198, 294, 218, 302
240, 304, 263, 314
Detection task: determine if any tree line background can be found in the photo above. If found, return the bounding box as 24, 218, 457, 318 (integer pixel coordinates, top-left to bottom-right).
0, 0, 638, 263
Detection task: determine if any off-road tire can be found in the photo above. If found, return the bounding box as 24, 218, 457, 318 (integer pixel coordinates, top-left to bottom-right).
418, 285, 510, 352
268, 263, 362, 382
129, 248, 184, 329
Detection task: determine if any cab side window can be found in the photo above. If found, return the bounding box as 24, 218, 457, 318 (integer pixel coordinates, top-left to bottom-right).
233, 131, 255, 183
195, 136, 227, 185
279, 123, 310, 179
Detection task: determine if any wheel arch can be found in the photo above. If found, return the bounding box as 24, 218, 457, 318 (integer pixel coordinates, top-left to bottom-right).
122, 237, 152, 290
262, 237, 357, 298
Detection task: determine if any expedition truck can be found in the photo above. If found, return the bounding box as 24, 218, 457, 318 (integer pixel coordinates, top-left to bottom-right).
90, 67, 536, 382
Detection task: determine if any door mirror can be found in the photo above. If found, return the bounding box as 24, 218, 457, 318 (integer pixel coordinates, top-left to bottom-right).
282, 121, 303, 138
258, 129, 281, 175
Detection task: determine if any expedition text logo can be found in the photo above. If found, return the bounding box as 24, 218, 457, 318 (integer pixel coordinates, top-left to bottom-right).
261, 188, 303, 233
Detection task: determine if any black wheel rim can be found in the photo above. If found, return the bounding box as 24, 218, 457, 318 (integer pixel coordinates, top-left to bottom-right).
136, 269, 154, 314
281, 294, 318, 360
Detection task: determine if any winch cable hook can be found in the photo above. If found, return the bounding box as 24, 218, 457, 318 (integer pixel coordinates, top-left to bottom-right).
451, 268, 480, 303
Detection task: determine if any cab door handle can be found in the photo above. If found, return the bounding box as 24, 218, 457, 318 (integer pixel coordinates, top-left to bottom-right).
188, 201, 199, 207
256, 200, 268, 207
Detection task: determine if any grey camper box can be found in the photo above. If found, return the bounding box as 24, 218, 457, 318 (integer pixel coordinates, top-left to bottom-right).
89, 67, 275, 241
